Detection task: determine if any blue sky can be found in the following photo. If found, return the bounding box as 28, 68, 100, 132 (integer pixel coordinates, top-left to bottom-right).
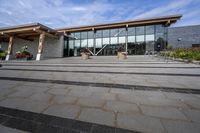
0, 0, 200, 28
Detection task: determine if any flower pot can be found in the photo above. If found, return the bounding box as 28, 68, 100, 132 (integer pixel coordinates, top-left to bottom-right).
117, 52, 127, 59
81, 53, 89, 60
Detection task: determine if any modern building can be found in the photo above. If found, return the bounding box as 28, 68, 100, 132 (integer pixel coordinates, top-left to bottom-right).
0, 14, 190, 60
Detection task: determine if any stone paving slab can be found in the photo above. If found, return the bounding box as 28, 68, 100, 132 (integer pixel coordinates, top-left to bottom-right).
47, 88, 69, 95
117, 113, 165, 133
77, 97, 105, 108
118, 93, 188, 108
78, 108, 115, 127
104, 101, 140, 113
183, 109, 200, 123
140, 105, 188, 120
29, 93, 53, 102
161, 119, 200, 133
43, 104, 81, 119
52, 95, 77, 104
68, 89, 93, 98
91, 92, 116, 101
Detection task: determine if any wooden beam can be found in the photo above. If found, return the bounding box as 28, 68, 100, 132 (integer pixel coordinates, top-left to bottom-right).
34, 29, 58, 39
0, 26, 40, 34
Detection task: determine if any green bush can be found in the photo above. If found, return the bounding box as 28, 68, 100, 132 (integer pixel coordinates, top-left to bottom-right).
161, 47, 200, 61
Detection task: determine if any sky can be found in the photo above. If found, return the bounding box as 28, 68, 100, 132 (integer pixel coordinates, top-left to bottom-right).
0, 0, 200, 28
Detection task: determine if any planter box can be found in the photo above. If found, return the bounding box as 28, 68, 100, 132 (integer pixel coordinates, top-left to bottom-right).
117, 52, 127, 60
16, 53, 33, 60
81, 53, 90, 60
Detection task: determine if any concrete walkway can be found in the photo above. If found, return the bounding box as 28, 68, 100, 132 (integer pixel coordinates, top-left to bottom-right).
0, 55, 200, 133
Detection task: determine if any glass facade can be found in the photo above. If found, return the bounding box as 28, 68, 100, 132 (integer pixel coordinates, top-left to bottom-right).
63, 24, 167, 56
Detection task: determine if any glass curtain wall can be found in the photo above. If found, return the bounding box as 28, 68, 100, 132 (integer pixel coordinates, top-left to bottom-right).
95, 30, 103, 55
155, 25, 165, 51
135, 26, 145, 54
64, 24, 167, 57
118, 28, 126, 52
74, 32, 81, 56
127, 27, 136, 55
145, 25, 155, 53
88, 31, 94, 54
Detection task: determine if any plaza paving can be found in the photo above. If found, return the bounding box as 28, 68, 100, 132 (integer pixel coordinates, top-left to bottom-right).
0, 55, 200, 133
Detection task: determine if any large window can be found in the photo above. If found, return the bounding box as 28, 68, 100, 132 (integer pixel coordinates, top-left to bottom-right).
96, 38, 102, 48
110, 29, 118, 44
102, 29, 110, 45
155, 25, 165, 51
96, 30, 102, 38
88, 31, 94, 52
145, 25, 155, 51
136, 26, 144, 42
145, 25, 154, 41
128, 27, 135, 43
74, 32, 81, 39
118, 28, 126, 44
81, 31, 87, 48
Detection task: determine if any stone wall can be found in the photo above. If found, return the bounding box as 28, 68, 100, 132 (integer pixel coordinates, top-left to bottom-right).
168, 25, 200, 48
43, 35, 64, 58
0, 35, 64, 60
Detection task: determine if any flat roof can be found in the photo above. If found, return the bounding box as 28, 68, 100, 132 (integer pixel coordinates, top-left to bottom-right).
0, 23, 57, 42
56, 14, 182, 33
0, 14, 182, 42
0, 23, 56, 33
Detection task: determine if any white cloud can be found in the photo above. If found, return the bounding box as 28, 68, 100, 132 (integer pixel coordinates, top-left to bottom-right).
0, 0, 199, 28
133, 0, 193, 19
71, 7, 87, 11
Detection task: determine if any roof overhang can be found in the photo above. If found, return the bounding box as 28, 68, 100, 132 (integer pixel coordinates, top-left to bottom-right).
0, 23, 58, 42
56, 14, 182, 33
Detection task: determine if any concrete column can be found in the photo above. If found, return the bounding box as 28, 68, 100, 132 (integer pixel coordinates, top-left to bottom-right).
5, 36, 14, 61
36, 32, 45, 61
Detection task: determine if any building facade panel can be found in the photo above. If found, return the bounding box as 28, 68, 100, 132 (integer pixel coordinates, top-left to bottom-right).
168, 25, 200, 48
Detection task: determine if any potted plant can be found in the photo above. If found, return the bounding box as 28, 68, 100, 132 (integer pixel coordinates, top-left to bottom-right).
117, 46, 127, 59
80, 48, 90, 60
15, 46, 33, 60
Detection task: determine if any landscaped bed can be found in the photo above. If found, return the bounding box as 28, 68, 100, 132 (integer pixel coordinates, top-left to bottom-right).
0, 49, 7, 60
160, 47, 200, 62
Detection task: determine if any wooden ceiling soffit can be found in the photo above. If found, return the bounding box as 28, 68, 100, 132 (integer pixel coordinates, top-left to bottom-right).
16, 36, 34, 41
0, 32, 34, 42
17, 32, 39, 37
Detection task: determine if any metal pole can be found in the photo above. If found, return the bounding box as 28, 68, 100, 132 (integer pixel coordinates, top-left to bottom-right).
125, 24, 128, 53
93, 30, 96, 55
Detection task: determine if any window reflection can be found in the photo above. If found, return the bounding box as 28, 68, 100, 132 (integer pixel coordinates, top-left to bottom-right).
64, 24, 166, 56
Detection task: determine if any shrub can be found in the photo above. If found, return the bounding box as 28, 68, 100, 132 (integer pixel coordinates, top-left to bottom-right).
161, 47, 200, 61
